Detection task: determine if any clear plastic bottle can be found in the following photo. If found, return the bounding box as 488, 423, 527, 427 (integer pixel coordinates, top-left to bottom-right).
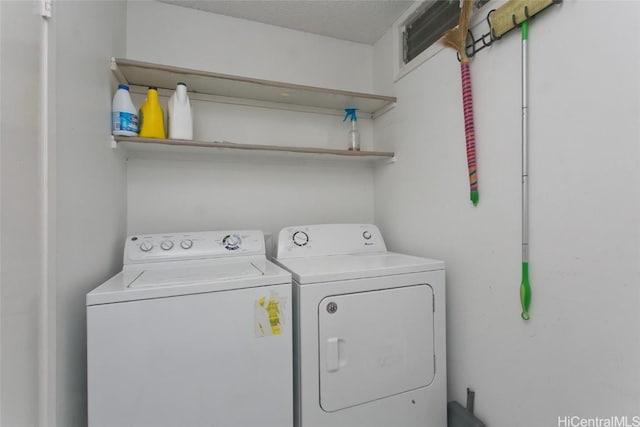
112, 84, 138, 136
167, 82, 193, 140
344, 108, 360, 151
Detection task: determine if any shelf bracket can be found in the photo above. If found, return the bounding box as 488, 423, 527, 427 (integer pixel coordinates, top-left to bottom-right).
110, 135, 118, 149
386, 155, 397, 165
37, 0, 52, 18
110, 57, 127, 85
372, 102, 397, 120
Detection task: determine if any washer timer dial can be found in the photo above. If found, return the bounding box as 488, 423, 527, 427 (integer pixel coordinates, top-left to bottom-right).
223, 234, 242, 251
292, 231, 309, 247
160, 240, 174, 251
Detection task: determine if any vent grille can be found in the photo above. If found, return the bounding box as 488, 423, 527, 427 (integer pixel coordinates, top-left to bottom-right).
403, 1, 460, 64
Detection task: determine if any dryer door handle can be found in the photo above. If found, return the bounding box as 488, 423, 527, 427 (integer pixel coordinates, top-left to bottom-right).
326, 337, 346, 372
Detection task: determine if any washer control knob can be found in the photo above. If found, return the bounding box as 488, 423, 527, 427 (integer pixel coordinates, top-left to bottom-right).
140, 241, 153, 252
363, 231, 372, 240
160, 240, 174, 251
293, 231, 309, 247
223, 234, 241, 250
180, 239, 193, 250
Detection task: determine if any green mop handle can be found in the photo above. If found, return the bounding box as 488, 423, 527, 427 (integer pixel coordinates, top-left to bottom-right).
521, 262, 531, 320
520, 20, 531, 321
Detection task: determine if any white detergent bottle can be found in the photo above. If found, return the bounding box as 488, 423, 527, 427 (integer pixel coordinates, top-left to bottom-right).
112, 84, 138, 136
167, 82, 193, 140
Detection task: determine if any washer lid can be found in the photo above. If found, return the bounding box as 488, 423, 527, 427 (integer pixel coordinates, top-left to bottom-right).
86, 259, 291, 305
129, 263, 262, 288
274, 252, 444, 284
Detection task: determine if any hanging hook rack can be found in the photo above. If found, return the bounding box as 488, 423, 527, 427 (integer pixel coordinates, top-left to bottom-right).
456, 9, 496, 61
457, 0, 561, 61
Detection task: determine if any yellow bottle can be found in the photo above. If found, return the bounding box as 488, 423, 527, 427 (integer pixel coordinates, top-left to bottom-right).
139, 87, 166, 138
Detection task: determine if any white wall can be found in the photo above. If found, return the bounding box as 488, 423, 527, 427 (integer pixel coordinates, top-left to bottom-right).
54, 1, 127, 426
373, 1, 640, 425
0, 2, 42, 425
125, 1, 376, 238
126, 1, 373, 92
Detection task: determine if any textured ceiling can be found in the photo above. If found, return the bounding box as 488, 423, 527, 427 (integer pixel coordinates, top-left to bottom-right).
157, 0, 416, 45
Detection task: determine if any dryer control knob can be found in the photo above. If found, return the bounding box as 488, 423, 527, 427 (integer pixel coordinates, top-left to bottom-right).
363, 231, 372, 240
160, 240, 174, 251
180, 239, 193, 250
140, 241, 153, 252
293, 231, 309, 246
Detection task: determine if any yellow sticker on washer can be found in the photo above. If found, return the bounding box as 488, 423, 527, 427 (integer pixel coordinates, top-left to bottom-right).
255, 292, 285, 337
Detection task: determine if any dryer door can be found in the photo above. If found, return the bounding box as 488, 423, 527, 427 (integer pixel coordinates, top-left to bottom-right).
318, 284, 435, 412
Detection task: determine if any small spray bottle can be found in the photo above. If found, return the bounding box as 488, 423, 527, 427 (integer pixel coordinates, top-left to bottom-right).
343, 108, 360, 151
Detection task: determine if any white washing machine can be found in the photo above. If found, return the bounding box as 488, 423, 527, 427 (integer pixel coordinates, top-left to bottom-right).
87, 230, 293, 427
274, 224, 446, 427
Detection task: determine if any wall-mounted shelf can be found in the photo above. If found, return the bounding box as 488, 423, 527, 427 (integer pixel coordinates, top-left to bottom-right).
111, 58, 396, 118
112, 136, 396, 163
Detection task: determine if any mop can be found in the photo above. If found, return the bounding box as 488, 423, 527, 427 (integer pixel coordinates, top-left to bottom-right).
519, 19, 532, 321
442, 0, 479, 206
489, 0, 559, 320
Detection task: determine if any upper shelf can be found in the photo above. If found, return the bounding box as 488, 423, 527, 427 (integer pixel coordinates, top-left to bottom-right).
110, 58, 397, 118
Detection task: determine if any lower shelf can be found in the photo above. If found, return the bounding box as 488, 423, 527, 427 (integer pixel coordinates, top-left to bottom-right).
111, 136, 396, 163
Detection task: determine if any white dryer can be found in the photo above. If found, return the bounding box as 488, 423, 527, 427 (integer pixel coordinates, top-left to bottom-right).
87, 230, 292, 427
274, 224, 446, 427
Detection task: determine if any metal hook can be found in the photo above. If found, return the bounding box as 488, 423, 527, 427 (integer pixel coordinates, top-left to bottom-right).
487, 9, 496, 23
487, 9, 500, 41
481, 32, 492, 48
456, 29, 477, 61
512, 13, 518, 27
467, 29, 476, 58
524, 5, 530, 19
